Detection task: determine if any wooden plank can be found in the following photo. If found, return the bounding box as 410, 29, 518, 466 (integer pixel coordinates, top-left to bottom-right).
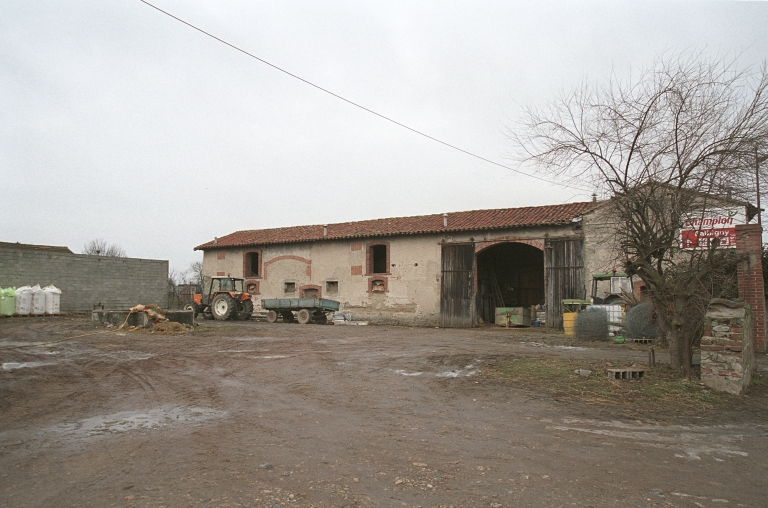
545, 237, 585, 330
440, 244, 475, 328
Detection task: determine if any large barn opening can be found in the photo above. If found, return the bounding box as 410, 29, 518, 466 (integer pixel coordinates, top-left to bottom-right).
476, 242, 544, 324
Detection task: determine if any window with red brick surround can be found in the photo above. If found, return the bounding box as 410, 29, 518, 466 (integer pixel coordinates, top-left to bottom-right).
299, 284, 322, 298
366, 242, 390, 275
245, 279, 260, 295
243, 250, 262, 278
368, 277, 388, 293
216, 251, 226, 260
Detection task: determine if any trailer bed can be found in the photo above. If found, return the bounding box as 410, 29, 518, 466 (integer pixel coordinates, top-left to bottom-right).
261, 298, 340, 312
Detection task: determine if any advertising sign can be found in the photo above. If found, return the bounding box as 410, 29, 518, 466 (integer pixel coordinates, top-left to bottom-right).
680, 207, 745, 250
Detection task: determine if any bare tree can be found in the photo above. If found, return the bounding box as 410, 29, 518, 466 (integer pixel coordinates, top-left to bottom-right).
512, 53, 768, 370
186, 261, 204, 286
82, 238, 127, 257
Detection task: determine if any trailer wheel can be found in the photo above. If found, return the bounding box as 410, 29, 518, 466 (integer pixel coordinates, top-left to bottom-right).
266, 310, 278, 323
297, 308, 312, 324
281, 311, 295, 323
314, 313, 328, 325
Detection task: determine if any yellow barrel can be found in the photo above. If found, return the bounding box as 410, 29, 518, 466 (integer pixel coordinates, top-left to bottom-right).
563, 312, 578, 335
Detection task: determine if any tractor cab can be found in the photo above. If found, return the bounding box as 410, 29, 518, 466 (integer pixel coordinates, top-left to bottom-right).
201, 276, 244, 305
590, 272, 633, 305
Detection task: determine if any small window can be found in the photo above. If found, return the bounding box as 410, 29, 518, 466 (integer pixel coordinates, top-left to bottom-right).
245, 252, 260, 277
371, 245, 387, 274
284, 282, 296, 293
217, 252, 226, 260
371, 279, 385, 292
326, 281, 339, 293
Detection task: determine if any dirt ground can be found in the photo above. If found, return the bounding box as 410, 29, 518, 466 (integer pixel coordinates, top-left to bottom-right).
1, 316, 767, 508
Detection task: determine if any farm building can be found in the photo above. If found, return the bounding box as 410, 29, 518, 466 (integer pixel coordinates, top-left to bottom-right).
195, 200, 639, 328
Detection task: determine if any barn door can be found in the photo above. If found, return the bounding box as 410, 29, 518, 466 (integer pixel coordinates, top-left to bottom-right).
545, 237, 585, 330
440, 243, 476, 328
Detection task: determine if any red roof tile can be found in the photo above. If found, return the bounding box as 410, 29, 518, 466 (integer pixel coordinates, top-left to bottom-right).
194, 202, 596, 250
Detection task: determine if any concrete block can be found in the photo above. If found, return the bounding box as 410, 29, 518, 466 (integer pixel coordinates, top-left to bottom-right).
165, 310, 194, 326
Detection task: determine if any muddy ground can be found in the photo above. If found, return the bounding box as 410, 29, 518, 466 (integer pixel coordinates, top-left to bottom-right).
1, 316, 767, 508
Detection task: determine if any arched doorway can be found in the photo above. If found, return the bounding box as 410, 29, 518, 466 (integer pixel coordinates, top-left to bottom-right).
476, 242, 544, 325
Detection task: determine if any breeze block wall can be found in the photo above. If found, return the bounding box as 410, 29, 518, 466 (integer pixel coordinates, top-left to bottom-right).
735, 224, 766, 353
700, 299, 754, 396
0, 247, 168, 312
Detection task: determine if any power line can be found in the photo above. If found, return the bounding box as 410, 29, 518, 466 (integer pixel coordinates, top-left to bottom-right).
139, 0, 592, 192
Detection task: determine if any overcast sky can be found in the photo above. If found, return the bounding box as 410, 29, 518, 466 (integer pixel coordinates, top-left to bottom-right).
2, 1, 767, 273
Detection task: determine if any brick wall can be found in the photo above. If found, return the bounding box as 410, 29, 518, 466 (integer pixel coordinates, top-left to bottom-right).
0, 247, 168, 312
735, 224, 766, 353
700, 299, 754, 395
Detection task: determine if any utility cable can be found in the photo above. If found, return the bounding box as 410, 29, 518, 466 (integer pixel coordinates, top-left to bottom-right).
138, 0, 594, 193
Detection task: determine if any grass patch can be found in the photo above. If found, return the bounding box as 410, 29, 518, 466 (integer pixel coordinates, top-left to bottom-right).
487, 358, 726, 411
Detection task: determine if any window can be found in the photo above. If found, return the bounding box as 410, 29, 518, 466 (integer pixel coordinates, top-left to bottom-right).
326, 281, 339, 294
284, 282, 296, 293
367, 243, 390, 275
244, 251, 261, 277
217, 251, 226, 260
368, 277, 388, 293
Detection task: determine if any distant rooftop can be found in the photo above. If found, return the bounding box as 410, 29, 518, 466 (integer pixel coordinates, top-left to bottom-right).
195, 201, 596, 250
0, 241, 73, 254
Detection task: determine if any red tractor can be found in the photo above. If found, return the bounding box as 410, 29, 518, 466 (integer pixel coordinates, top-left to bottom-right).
187, 276, 253, 321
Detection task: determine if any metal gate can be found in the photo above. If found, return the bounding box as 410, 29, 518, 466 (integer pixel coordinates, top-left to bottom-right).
545, 237, 585, 329
440, 243, 475, 328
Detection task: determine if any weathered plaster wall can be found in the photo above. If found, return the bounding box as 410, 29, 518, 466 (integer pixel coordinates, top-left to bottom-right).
202, 223, 587, 326
0, 247, 168, 312
580, 202, 638, 299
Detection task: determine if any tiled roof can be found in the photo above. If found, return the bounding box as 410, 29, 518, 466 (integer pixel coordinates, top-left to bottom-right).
194, 202, 596, 250
0, 241, 73, 253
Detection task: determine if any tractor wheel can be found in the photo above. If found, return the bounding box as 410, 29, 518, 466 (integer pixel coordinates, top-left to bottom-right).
183, 303, 197, 316
314, 313, 328, 325
266, 310, 278, 324
202, 310, 214, 320
281, 311, 295, 323
297, 308, 312, 324
235, 300, 254, 320
212, 294, 235, 320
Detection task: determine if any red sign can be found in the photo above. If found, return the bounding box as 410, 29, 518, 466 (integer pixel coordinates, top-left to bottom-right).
681, 228, 736, 249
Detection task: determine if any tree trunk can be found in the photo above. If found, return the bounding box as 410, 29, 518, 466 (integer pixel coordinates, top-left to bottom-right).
655, 294, 688, 369
667, 296, 690, 369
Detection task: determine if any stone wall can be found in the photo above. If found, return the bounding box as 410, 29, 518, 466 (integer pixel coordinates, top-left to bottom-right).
0, 247, 168, 312
700, 299, 754, 395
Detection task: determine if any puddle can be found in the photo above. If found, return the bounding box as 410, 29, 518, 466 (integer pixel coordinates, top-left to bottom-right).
254, 355, 289, 359
521, 341, 589, 351
547, 418, 754, 461
394, 370, 423, 376
2, 362, 55, 370
393, 365, 479, 378
52, 405, 227, 439
96, 351, 155, 361
436, 365, 478, 378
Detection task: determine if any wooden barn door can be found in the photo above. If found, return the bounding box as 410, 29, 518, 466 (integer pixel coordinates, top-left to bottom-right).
545, 237, 585, 330
440, 243, 476, 328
